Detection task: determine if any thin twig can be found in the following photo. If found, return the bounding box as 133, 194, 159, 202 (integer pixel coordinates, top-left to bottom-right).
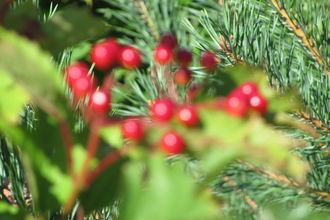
164, 67, 179, 103
136, 1, 160, 40
295, 111, 330, 134
63, 119, 103, 215
270, 0, 326, 71
59, 121, 74, 174
219, 35, 243, 64
223, 176, 258, 210
86, 145, 132, 185
242, 161, 330, 201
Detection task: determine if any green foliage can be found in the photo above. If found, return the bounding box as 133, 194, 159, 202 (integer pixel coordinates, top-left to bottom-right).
0, 27, 68, 120
4, 1, 108, 55
41, 6, 108, 55
0, 71, 29, 124
100, 125, 124, 149
0, 202, 25, 220
0, 0, 329, 220
119, 153, 218, 220
79, 159, 124, 214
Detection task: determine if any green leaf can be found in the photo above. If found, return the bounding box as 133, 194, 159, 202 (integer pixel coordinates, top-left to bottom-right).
79, 158, 124, 213
0, 27, 68, 120
268, 89, 303, 113
0, 70, 29, 124
41, 7, 108, 55
72, 144, 98, 175
0, 110, 72, 212
100, 125, 124, 148
3, 1, 38, 34
119, 153, 218, 220
0, 202, 25, 220
201, 146, 240, 182
199, 109, 247, 144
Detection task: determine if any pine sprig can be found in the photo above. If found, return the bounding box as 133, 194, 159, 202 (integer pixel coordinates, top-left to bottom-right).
270, 0, 327, 72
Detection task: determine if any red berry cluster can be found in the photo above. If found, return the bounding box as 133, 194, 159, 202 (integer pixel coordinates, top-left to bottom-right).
152, 34, 218, 87
153, 34, 193, 86
119, 97, 199, 155
150, 98, 199, 154
90, 38, 141, 70
224, 82, 268, 117
64, 34, 268, 158
65, 38, 143, 117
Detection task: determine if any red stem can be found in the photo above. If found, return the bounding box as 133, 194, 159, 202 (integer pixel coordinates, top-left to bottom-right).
85, 145, 131, 185
164, 67, 179, 102
59, 122, 74, 174
79, 119, 103, 185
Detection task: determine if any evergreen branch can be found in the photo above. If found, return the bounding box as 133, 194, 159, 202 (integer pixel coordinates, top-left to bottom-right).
242, 161, 330, 201
219, 35, 243, 64
223, 176, 258, 210
295, 111, 330, 134
269, 0, 326, 71
136, 0, 159, 40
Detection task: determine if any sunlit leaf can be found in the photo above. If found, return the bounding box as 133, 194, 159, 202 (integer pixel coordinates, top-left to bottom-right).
0, 27, 68, 120
119, 153, 218, 220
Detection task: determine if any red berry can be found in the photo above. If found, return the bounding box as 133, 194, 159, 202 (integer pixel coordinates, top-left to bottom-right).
89, 90, 111, 115
121, 119, 144, 141
200, 51, 217, 71
249, 93, 268, 114
65, 62, 89, 86
176, 48, 192, 66
160, 131, 185, 155
153, 45, 173, 65
177, 106, 199, 127
118, 46, 141, 69
174, 67, 192, 85
160, 33, 177, 49
90, 38, 121, 70
71, 75, 93, 98
150, 98, 175, 122
224, 95, 249, 117
239, 82, 258, 97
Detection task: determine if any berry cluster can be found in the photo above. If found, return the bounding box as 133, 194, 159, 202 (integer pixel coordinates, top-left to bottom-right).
90, 38, 141, 70
64, 34, 268, 157
152, 34, 218, 86
120, 98, 199, 155
65, 38, 143, 117
224, 82, 268, 117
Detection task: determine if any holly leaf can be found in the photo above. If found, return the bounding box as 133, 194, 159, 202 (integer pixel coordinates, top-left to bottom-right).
0, 27, 68, 120
119, 153, 218, 220
199, 109, 247, 144
41, 7, 108, 55
0, 202, 26, 220
0, 70, 29, 124
79, 158, 125, 213
0, 110, 72, 212
100, 125, 124, 148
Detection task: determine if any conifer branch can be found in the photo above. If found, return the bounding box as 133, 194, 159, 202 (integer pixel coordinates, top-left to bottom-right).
269, 0, 326, 71
219, 35, 243, 64
223, 176, 258, 210
295, 111, 330, 134
242, 161, 330, 201
136, 0, 160, 40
